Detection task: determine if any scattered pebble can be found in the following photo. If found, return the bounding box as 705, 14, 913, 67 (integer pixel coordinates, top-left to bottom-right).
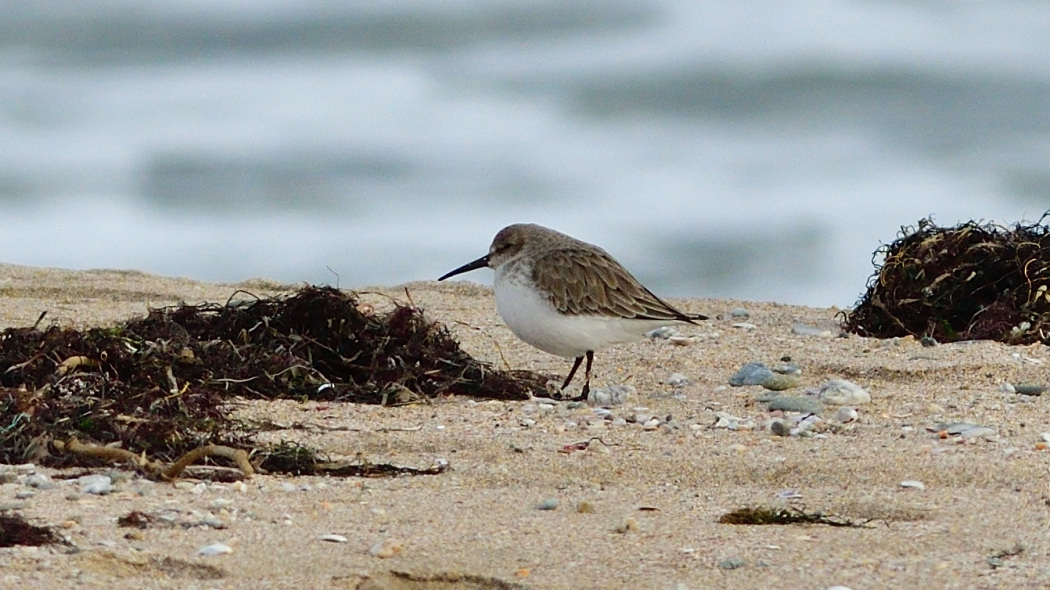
728, 308, 750, 319
1015, 383, 1046, 396
832, 407, 859, 424
770, 420, 790, 437
197, 542, 233, 556
0, 501, 28, 512
718, 556, 747, 570
760, 374, 798, 391
960, 426, 996, 440
817, 379, 871, 405
645, 326, 680, 339
919, 336, 938, 347
766, 396, 824, 414
791, 414, 822, 436
933, 422, 995, 439
791, 323, 832, 337
669, 336, 695, 346
369, 538, 404, 558
667, 373, 692, 387
576, 501, 595, 514
713, 411, 755, 431
1000, 382, 1016, 394
321, 534, 348, 543
729, 362, 775, 387
732, 322, 757, 331
78, 474, 113, 495
772, 361, 802, 375
535, 498, 559, 511
900, 480, 926, 490
587, 385, 635, 407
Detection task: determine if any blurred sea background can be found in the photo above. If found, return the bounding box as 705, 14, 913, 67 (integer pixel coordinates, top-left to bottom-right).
2, 0, 1049, 308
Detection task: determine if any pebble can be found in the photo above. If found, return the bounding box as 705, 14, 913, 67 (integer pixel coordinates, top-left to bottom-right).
731, 322, 757, 331
770, 420, 790, 437
0, 501, 28, 512
0, 471, 17, 485
197, 542, 233, 556
919, 336, 938, 347
718, 556, 747, 570
15, 464, 35, 475
772, 361, 802, 375
766, 396, 824, 414
817, 379, 871, 405
667, 373, 692, 387
1000, 382, 1016, 394
645, 326, 680, 339
900, 480, 926, 490
370, 539, 404, 558
791, 414, 822, 436
576, 501, 595, 514
1041, 433, 1050, 443
713, 411, 755, 431
321, 534, 348, 543
14, 491, 34, 500
791, 323, 832, 337
587, 385, 635, 407
760, 374, 798, 391
669, 336, 695, 346
934, 422, 993, 438
729, 362, 775, 387
959, 426, 996, 440
728, 308, 750, 319
1015, 383, 1046, 396
78, 475, 113, 495
24, 474, 52, 488
535, 498, 559, 511
832, 407, 858, 424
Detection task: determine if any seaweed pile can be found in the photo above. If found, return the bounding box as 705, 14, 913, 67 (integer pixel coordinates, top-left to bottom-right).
0, 286, 548, 470
843, 216, 1050, 343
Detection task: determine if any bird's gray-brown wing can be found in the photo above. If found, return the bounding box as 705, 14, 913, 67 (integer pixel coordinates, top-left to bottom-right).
533, 248, 706, 323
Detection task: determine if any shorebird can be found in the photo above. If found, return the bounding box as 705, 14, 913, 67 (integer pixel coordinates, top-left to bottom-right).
438, 223, 706, 400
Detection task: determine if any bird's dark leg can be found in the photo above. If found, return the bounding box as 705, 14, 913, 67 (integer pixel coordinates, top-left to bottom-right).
579, 350, 594, 401
561, 355, 584, 392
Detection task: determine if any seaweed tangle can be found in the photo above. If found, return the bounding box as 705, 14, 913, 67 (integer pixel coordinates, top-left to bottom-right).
843, 215, 1050, 344
0, 286, 548, 468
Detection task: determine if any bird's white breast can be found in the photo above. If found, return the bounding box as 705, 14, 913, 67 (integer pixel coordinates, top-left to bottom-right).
493, 267, 676, 358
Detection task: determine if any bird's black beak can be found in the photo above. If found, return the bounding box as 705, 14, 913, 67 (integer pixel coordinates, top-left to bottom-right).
438, 255, 490, 281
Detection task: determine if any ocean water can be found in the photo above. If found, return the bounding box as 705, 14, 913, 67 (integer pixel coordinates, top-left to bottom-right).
1, 0, 1048, 307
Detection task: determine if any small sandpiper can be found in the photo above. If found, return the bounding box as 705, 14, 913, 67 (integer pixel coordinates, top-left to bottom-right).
438, 223, 707, 400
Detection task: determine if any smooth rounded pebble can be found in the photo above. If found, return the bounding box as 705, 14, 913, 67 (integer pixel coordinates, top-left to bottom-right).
535, 498, 559, 510
729, 307, 750, 318
959, 426, 996, 440
791, 323, 832, 337
760, 374, 798, 391
587, 385, 635, 407
818, 379, 871, 405
1015, 383, 1046, 396
78, 474, 113, 495
772, 361, 802, 375
900, 480, 926, 490
718, 556, 746, 570
729, 362, 775, 387
766, 396, 824, 414
198, 542, 233, 556
667, 373, 692, 387
321, 534, 348, 543
770, 420, 790, 437
832, 407, 858, 424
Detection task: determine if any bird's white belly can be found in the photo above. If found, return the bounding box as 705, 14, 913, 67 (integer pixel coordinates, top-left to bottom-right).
493, 275, 674, 359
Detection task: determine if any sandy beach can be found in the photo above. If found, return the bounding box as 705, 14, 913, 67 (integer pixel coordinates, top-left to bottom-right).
1, 263, 1048, 589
